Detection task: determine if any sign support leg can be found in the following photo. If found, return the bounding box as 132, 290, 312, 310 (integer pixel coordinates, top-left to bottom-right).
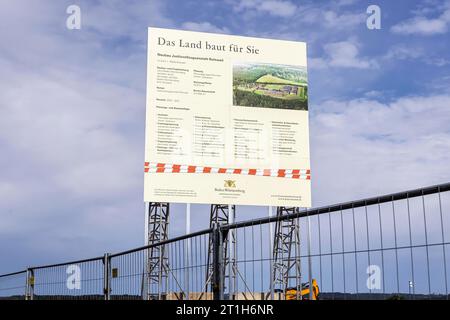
185, 203, 191, 299
272, 207, 301, 300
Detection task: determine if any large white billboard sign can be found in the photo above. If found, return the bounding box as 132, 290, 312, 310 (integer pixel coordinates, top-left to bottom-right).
144, 27, 311, 207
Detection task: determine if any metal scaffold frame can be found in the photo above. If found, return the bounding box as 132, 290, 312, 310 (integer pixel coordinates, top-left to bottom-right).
271, 206, 302, 299
201, 204, 237, 299
145, 202, 170, 300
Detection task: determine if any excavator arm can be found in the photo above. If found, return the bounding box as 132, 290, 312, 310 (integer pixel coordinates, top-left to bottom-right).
286, 279, 320, 300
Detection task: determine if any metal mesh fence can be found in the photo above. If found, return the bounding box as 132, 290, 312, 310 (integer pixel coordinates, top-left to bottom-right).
1, 183, 449, 300
109, 231, 212, 300
224, 187, 450, 300
31, 258, 104, 300
0, 271, 27, 300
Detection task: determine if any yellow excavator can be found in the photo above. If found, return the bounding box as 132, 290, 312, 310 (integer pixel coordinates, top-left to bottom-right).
285, 279, 320, 300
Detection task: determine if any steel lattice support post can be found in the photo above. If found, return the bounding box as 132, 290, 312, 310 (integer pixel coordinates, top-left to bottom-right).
146, 202, 170, 300
272, 207, 302, 299
204, 204, 236, 300
212, 223, 225, 300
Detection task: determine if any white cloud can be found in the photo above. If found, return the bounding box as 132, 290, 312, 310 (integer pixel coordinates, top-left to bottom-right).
0, 60, 145, 238
363, 90, 384, 98
336, 0, 357, 6
383, 44, 450, 67
83, 0, 174, 40
311, 40, 378, 69
426, 75, 450, 93
426, 57, 450, 66
258, 0, 297, 17
311, 94, 450, 204
0, 182, 20, 205
308, 57, 328, 70
181, 21, 230, 34
232, 0, 298, 18
289, 4, 364, 32
391, 6, 450, 35
322, 10, 365, 29
0, 0, 173, 270
326, 41, 375, 68
384, 45, 424, 61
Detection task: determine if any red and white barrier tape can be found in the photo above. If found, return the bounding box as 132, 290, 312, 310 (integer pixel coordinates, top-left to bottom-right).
144, 162, 310, 180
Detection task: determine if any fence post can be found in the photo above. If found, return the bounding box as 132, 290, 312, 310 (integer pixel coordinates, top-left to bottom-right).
25, 269, 29, 300
103, 253, 110, 300
306, 212, 313, 300
25, 268, 34, 300
212, 223, 224, 300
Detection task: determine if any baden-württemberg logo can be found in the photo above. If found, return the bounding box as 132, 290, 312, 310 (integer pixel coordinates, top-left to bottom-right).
224, 180, 236, 188
215, 180, 245, 196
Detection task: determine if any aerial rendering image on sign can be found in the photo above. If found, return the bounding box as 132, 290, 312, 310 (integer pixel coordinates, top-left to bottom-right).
233, 62, 308, 110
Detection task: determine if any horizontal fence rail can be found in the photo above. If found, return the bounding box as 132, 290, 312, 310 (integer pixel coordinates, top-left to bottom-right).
0, 271, 27, 300
1, 182, 449, 300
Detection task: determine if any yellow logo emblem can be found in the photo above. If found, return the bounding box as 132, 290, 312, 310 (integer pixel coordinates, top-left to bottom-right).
224, 180, 236, 188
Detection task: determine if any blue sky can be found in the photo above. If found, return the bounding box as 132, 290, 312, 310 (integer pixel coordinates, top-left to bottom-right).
0, 0, 449, 275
